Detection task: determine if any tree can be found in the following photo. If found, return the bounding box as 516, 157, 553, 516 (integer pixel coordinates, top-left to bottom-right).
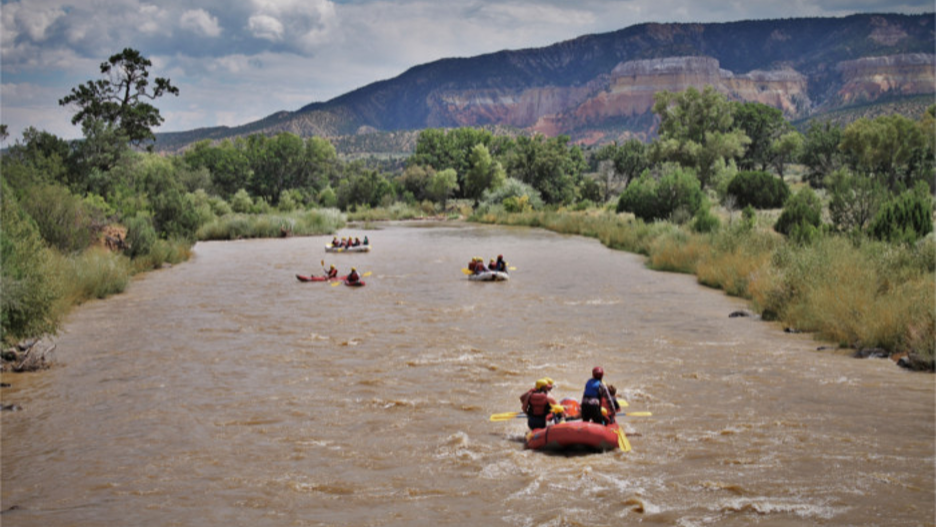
799, 120, 844, 187
769, 130, 803, 178
594, 139, 647, 201
59, 48, 179, 147
183, 139, 252, 199
504, 134, 583, 204
426, 168, 459, 208
732, 101, 790, 172
827, 169, 887, 234
650, 86, 750, 189
840, 114, 928, 191
463, 143, 506, 202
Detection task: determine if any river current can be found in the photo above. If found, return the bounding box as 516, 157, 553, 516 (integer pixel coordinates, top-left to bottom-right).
2, 221, 933, 526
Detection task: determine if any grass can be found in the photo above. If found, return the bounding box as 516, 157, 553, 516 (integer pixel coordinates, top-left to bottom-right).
196, 208, 346, 240
472, 207, 935, 368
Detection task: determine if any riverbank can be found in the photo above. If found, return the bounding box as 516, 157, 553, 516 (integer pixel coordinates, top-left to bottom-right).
471, 207, 935, 371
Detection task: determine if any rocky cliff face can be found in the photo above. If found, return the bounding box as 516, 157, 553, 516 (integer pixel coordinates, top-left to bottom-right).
836, 53, 936, 104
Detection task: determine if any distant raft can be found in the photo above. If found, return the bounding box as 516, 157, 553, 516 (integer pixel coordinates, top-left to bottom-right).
325, 244, 371, 253
468, 270, 509, 282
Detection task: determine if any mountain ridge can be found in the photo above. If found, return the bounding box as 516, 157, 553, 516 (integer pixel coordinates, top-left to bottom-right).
154, 12, 935, 153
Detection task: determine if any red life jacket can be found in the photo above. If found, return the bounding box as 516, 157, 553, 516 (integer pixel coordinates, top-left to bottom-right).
525, 391, 552, 417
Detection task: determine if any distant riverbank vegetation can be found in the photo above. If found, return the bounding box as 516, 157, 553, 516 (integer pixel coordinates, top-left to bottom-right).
1, 49, 933, 370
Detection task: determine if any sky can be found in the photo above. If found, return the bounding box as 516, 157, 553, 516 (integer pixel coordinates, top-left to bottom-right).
1, 0, 931, 143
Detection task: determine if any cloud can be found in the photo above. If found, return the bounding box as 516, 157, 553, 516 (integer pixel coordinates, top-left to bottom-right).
180, 9, 222, 37
248, 14, 284, 41
246, 0, 337, 52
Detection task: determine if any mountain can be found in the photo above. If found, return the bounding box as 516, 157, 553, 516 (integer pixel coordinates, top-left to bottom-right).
154, 12, 935, 153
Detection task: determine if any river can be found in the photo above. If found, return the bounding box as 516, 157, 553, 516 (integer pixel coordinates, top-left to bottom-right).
2, 221, 933, 526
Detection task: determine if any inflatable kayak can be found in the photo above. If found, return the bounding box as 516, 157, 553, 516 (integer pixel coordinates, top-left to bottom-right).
325, 244, 371, 253
525, 420, 623, 452
343, 280, 365, 287
468, 270, 509, 282
296, 274, 346, 282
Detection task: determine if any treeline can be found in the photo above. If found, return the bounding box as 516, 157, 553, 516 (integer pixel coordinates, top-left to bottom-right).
1, 50, 933, 365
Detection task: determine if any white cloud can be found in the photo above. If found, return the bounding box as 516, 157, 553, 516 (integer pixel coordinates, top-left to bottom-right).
180, 9, 222, 37
248, 14, 284, 41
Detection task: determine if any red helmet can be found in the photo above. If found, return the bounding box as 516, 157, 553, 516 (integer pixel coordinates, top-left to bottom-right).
592, 366, 604, 379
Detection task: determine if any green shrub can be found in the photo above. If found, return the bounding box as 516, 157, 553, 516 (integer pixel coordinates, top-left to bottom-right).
124, 213, 157, 259
869, 182, 934, 244
230, 189, 253, 213
480, 178, 544, 210
727, 171, 790, 209
774, 187, 822, 238
617, 167, 704, 222
1, 181, 63, 343
20, 184, 98, 254
616, 173, 657, 219
692, 203, 721, 233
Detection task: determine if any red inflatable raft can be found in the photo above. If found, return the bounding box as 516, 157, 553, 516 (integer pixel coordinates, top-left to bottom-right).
525, 421, 622, 452
524, 397, 623, 452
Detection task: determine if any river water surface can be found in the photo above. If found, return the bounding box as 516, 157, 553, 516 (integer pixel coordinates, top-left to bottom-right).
2, 221, 933, 526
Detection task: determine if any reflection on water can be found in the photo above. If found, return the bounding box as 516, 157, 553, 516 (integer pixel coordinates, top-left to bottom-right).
2, 221, 933, 526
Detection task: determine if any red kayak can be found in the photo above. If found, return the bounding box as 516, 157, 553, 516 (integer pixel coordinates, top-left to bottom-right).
344, 280, 365, 287
296, 274, 346, 282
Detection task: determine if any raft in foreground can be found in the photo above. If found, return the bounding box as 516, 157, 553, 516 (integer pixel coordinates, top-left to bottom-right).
525, 421, 623, 452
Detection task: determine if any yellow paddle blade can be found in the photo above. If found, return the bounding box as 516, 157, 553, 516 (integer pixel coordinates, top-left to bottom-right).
331, 281, 343, 286
508, 266, 517, 271
616, 427, 632, 452
617, 398, 629, 408
461, 268, 472, 275
362, 271, 372, 277
489, 411, 521, 422
623, 411, 652, 417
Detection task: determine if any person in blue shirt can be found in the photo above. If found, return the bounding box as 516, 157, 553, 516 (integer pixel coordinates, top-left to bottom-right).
581, 366, 615, 425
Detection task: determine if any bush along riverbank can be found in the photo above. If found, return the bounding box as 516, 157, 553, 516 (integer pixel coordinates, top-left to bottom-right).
471, 208, 935, 371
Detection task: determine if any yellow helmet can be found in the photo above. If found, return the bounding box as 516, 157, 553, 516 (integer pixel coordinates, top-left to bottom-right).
550, 404, 565, 414
351, 267, 357, 271
535, 378, 550, 390
544, 377, 554, 387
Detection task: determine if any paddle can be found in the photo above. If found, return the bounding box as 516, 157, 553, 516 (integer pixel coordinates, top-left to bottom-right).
489, 410, 651, 422
616, 427, 632, 452
461, 268, 472, 275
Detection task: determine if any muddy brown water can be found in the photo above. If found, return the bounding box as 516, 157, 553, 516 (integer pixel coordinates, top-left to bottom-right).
2, 221, 933, 526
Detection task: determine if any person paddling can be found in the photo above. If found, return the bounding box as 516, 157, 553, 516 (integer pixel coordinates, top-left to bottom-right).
522, 378, 558, 430
327, 264, 339, 279
581, 366, 615, 425
600, 384, 621, 424
495, 254, 507, 273
347, 267, 361, 284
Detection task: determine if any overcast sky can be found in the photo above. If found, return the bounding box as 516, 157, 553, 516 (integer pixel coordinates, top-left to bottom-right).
1, 0, 931, 142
